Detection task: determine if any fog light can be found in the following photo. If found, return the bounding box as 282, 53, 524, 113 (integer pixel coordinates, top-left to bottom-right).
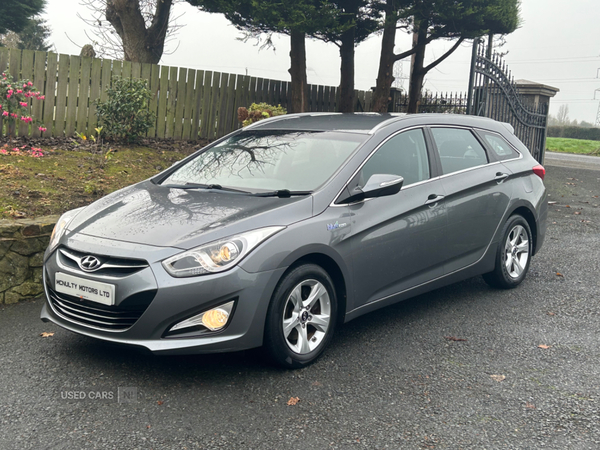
169, 301, 234, 333
201, 308, 228, 330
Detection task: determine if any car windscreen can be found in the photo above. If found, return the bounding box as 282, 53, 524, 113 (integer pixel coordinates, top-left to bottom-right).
161, 130, 366, 192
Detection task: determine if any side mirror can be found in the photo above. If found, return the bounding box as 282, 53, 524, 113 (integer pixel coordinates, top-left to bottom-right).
337, 174, 404, 204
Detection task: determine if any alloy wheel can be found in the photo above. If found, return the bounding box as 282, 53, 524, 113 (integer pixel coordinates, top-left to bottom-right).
281, 279, 331, 354
504, 224, 530, 279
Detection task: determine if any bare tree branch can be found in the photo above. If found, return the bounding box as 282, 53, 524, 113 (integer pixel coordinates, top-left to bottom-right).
78, 0, 182, 62
423, 37, 465, 73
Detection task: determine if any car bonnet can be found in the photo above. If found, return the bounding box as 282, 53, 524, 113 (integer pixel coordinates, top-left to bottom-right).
66, 180, 313, 249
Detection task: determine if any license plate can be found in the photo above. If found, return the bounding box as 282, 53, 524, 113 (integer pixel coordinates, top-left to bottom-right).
55, 272, 115, 306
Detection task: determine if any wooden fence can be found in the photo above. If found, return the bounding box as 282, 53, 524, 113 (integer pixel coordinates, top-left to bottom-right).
0, 48, 377, 140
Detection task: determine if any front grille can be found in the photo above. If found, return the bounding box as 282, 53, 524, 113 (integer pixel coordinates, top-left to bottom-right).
47, 287, 155, 331
58, 247, 149, 277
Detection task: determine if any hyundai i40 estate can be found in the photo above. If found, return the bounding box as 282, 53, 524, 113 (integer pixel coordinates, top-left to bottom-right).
41, 113, 547, 368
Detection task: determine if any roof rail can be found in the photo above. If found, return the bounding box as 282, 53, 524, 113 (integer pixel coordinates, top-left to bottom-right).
243, 112, 323, 130
368, 113, 407, 135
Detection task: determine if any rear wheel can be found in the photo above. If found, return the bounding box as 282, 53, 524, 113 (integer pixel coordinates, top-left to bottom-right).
264, 264, 337, 369
483, 215, 532, 289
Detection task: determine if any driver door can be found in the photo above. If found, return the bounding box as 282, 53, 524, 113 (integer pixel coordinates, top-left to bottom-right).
344, 128, 448, 311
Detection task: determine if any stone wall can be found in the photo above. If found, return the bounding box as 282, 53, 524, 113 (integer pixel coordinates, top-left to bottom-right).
0, 216, 58, 304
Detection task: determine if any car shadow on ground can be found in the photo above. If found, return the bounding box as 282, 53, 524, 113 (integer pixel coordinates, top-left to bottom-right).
47, 274, 496, 380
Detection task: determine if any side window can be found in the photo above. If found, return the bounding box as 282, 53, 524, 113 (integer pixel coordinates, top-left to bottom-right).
360, 129, 430, 187
480, 131, 520, 161
431, 128, 489, 175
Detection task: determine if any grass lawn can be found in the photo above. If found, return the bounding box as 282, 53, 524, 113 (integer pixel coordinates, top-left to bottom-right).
0, 144, 195, 219
546, 137, 600, 156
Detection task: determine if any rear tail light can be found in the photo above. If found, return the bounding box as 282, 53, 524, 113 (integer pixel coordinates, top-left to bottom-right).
532, 164, 545, 181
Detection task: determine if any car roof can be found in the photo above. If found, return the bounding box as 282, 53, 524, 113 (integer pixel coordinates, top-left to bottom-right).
246, 112, 403, 134
245, 112, 514, 135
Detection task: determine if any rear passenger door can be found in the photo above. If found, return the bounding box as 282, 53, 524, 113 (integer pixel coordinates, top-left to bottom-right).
428, 127, 513, 273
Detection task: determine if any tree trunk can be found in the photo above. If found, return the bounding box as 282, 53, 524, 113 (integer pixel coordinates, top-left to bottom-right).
338, 26, 356, 113
371, 3, 397, 113
106, 0, 172, 64
7, 120, 15, 138
288, 29, 308, 113
407, 23, 427, 114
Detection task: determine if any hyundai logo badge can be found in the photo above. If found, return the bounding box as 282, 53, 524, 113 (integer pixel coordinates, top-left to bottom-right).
80, 255, 102, 272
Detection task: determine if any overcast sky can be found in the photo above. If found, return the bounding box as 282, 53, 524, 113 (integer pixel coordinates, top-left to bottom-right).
42, 0, 600, 124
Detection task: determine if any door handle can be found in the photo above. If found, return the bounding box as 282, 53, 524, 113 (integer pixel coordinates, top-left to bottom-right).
425, 194, 445, 205
494, 172, 510, 182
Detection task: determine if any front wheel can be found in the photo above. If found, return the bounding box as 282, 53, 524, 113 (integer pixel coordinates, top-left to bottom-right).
264, 264, 337, 369
483, 215, 532, 289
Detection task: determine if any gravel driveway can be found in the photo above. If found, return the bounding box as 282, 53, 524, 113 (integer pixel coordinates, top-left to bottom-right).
1, 158, 599, 450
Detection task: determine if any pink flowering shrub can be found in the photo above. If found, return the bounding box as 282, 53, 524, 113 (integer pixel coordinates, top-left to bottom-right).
0, 72, 46, 136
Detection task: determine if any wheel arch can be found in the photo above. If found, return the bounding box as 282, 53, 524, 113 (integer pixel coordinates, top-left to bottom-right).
508, 205, 538, 255
277, 252, 348, 324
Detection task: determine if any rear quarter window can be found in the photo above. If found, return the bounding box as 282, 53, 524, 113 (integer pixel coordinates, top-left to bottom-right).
480, 131, 520, 161
430, 127, 489, 175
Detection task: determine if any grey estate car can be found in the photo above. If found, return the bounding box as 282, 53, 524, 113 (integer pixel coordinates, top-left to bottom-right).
41, 113, 547, 368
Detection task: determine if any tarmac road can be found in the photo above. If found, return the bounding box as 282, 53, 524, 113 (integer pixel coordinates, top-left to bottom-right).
1, 156, 599, 449
544, 151, 600, 171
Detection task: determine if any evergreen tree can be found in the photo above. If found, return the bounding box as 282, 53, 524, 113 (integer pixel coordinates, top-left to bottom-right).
371, 0, 520, 113
0, 18, 52, 51
0, 0, 45, 35
186, 0, 382, 113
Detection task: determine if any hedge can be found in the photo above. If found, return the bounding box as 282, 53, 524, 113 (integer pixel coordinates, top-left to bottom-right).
547, 126, 600, 141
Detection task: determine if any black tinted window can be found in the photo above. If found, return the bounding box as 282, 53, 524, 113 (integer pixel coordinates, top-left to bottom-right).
481, 131, 520, 160
431, 128, 488, 175
360, 129, 430, 187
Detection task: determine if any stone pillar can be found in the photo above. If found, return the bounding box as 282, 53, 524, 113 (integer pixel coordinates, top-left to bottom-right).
514, 79, 560, 110
514, 80, 559, 164
387, 88, 403, 112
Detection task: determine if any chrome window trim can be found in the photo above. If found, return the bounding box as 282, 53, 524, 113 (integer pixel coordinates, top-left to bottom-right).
402, 175, 441, 189
367, 114, 407, 134
330, 126, 431, 207
501, 153, 524, 163
430, 124, 476, 131
475, 128, 523, 162
438, 160, 502, 180
429, 124, 490, 164
428, 125, 522, 175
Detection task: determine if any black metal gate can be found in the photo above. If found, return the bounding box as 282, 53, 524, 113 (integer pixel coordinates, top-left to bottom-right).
467, 39, 548, 163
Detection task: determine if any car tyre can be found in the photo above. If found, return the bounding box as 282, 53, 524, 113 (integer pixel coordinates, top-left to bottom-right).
264, 264, 337, 369
483, 214, 532, 289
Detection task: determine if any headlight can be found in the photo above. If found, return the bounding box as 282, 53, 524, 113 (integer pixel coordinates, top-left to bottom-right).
48, 208, 84, 253
162, 226, 285, 277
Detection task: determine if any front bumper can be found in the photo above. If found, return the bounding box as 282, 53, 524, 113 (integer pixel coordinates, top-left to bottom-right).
41, 237, 286, 355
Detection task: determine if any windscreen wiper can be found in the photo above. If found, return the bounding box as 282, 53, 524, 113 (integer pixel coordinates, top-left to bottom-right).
253, 189, 312, 198
162, 183, 250, 193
